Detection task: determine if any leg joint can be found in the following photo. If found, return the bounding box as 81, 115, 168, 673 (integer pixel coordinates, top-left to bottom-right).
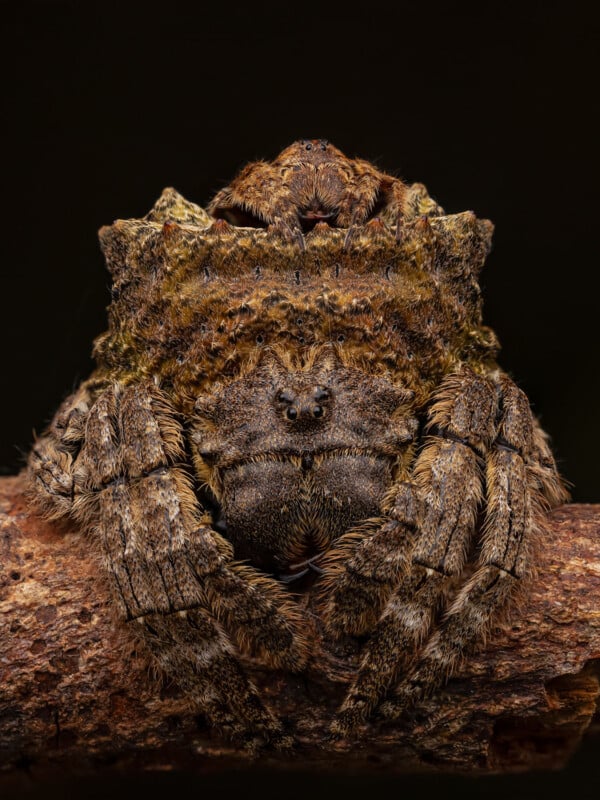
427, 424, 484, 457
494, 436, 523, 457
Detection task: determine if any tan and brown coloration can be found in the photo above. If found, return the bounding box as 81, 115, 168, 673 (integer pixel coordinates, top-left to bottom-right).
27, 141, 568, 748
208, 139, 408, 246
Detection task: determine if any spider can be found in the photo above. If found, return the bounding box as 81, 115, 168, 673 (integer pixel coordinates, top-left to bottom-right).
208, 138, 407, 246
28, 141, 567, 749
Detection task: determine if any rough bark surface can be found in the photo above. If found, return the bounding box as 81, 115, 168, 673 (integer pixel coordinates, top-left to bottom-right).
1, 473, 599, 780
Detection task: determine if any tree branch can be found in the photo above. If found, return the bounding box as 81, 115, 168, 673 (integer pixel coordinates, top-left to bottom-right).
1, 473, 599, 778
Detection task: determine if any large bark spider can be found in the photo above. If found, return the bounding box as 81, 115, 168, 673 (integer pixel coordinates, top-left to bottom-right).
28, 141, 567, 748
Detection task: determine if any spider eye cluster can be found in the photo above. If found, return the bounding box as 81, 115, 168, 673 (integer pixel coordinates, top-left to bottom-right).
276, 385, 331, 422
300, 139, 328, 152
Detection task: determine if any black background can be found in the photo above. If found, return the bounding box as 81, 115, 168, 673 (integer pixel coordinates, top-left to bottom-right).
1, 1, 598, 798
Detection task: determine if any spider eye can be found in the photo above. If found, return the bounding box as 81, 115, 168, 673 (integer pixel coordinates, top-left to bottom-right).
305, 142, 313, 151
286, 407, 298, 420
277, 390, 295, 404
314, 387, 330, 402
313, 405, 323, 418
320, 141, 328, 150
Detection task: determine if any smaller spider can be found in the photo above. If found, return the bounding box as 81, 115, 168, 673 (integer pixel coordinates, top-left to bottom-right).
208, 139, 407, 247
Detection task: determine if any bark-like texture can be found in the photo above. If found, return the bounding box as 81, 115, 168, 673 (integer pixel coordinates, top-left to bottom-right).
0, 473, 599, 778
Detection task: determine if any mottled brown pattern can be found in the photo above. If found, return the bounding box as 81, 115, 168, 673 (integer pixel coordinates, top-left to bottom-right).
27, 142, 568, 748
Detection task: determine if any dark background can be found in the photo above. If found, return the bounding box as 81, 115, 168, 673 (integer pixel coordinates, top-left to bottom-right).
1, 1, 598, 798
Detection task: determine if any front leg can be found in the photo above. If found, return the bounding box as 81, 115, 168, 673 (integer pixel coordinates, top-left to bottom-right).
381, 373, 568, 720
336, 167, 382, 228
72, 382, 309, 746
327, 369, 496, 735
339, 164, 407, 246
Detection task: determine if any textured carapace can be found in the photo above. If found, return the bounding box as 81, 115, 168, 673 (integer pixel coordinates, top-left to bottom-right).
27, 142, 567, 749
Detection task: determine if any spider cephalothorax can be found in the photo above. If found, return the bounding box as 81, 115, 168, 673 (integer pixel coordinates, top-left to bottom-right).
28, 142, 567, 749
193, 347, 416, 577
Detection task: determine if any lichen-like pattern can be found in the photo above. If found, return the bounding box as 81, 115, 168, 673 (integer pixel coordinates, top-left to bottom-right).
28, 142, 567, 749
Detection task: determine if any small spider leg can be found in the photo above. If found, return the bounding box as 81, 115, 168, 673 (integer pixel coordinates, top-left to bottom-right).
267, 216, 307, 250
318, 487, 417, 640
379, 177, 407, 242
337, 168, 382, 228
208, 161, 273, 225
28, 384, 93, 519
340, 166, 407, 247
337, 162, 388, 248
331, 368, 497, 736
381, 373, 563, 720
72, 382, 307, 743
209, 160, 305, 248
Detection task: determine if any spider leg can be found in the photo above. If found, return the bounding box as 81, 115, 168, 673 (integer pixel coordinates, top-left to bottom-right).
336, 168, 382, 228
208, 160, 274, 226
133, 609, 290, 749
384, 177, 408, 242
72, 382, 308, 744
318, 487, 416, 639
28, 384, 92, 518
339, 164, 407, 246
208, 159, 305, 247
330, 369, 497, 736
381, 374, 566, 719
266, 216, 306, 250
